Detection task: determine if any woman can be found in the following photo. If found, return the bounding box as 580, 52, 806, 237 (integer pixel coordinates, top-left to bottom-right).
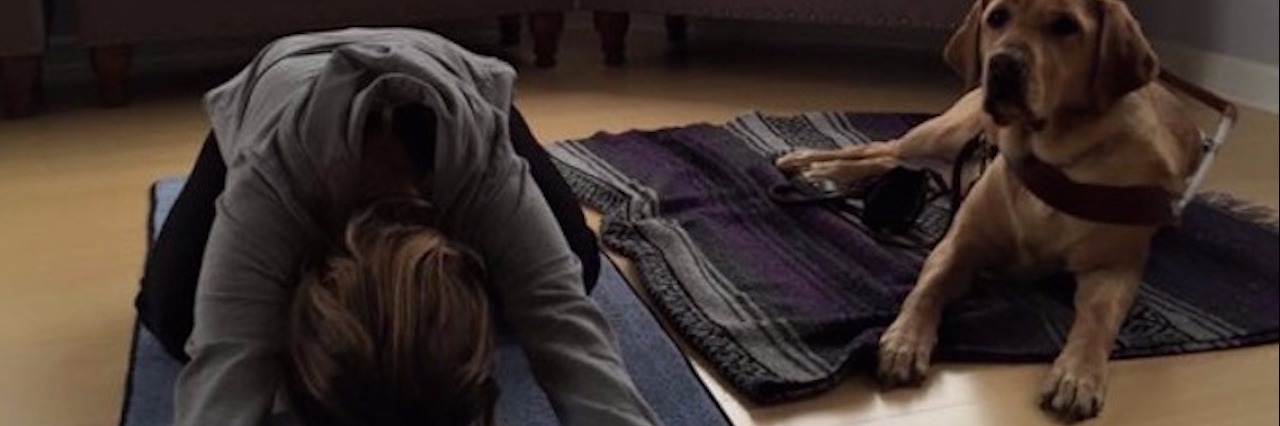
135, 28, 658, 425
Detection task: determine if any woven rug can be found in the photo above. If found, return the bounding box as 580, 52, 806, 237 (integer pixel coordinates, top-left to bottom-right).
548, 111, 1280, 404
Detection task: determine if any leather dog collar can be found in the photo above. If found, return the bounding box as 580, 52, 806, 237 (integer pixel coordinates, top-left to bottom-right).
1006, 153, 1177, 225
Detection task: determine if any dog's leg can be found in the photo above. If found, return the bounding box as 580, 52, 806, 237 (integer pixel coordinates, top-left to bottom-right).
775, 140, 895, 172
794, 151, 902, 185
1041, 268, 1141, 422
878, 168, 1008, 387
878, 235, 980, 386
776, 89, 987, 178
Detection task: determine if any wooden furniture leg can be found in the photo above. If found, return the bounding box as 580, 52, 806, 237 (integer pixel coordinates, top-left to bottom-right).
1, 55, 41, 118
665, 15, 688, 43
499, 14, 521, 47
593, 11, 630, 66
665, 15, 690, 62
91, 45, 131, 107
528, 12, 565, 68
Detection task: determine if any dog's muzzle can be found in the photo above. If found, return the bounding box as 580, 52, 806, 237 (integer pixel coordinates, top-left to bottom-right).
984, 49, 1031, 124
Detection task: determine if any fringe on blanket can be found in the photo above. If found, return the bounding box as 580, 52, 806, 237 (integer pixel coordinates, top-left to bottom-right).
1195, 192, 1280, 235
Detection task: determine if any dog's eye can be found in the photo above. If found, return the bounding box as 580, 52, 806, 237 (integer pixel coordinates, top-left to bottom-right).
1049, 17, 1080, 37
986, 8, 1011, 29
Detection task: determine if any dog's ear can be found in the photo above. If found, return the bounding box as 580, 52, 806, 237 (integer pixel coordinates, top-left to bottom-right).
1091, 0, 1158, 111
944, 0, 986, 88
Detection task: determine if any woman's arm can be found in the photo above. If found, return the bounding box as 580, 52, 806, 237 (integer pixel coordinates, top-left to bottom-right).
445, 138, 660, 426
174, 170, 310, 426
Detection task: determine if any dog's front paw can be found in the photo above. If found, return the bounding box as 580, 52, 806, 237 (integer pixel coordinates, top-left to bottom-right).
775, 149, 827, 172
1040, 355, 1108, 422
876, 318, 937, 388
798, 158, 897, 188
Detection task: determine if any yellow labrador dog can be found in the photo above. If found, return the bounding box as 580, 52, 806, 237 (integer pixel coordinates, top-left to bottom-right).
777, 0, 1201, 421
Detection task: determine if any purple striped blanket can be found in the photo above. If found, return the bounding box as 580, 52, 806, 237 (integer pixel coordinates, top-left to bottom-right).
547, 111, 1280, 404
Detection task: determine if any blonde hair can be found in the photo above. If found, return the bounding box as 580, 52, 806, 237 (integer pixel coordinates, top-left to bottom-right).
286, 197, 496, 426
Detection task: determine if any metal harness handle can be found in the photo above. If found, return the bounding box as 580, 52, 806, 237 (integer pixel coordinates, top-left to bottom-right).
1158, 70, 1239, 215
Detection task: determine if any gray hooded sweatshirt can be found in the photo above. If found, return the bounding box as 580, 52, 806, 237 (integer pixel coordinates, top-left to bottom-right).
176, 28, 659, 426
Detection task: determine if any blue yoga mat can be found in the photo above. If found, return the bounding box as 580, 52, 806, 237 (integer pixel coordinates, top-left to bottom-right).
119, 178, 728, 426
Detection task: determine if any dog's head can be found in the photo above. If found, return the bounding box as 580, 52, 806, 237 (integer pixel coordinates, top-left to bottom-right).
945, 0, 1158, 127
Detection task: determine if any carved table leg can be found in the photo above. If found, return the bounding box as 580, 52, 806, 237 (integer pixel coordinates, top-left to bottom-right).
92, 45, 132, 107
594, 11, 630, 67
529, 12, 565, 68
1, 55, 42, 118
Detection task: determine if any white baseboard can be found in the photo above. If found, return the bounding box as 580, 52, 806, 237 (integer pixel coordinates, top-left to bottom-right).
1155, 41, 1279, 114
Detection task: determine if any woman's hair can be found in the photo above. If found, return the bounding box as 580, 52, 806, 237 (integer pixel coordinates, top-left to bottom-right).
285, 197, 496, 426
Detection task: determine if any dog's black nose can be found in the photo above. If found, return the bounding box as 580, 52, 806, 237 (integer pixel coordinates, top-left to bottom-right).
988, 51, 1026, 80
986, 49, 1029, 105
984, 49, 1031, 124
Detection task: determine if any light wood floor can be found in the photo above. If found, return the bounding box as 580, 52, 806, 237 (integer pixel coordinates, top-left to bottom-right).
1, 25, 1276, 426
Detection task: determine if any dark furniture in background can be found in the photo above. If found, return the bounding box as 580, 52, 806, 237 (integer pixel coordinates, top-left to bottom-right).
579, 0, 969, 65
0, 0, 46, 118
3, 1, 971, 118
76, 0, 576, 106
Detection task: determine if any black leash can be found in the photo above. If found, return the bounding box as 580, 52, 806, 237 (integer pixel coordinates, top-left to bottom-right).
770, 136, 996, 250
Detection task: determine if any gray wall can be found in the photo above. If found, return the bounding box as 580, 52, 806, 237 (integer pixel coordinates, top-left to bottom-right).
1128, 0, 1278, 66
